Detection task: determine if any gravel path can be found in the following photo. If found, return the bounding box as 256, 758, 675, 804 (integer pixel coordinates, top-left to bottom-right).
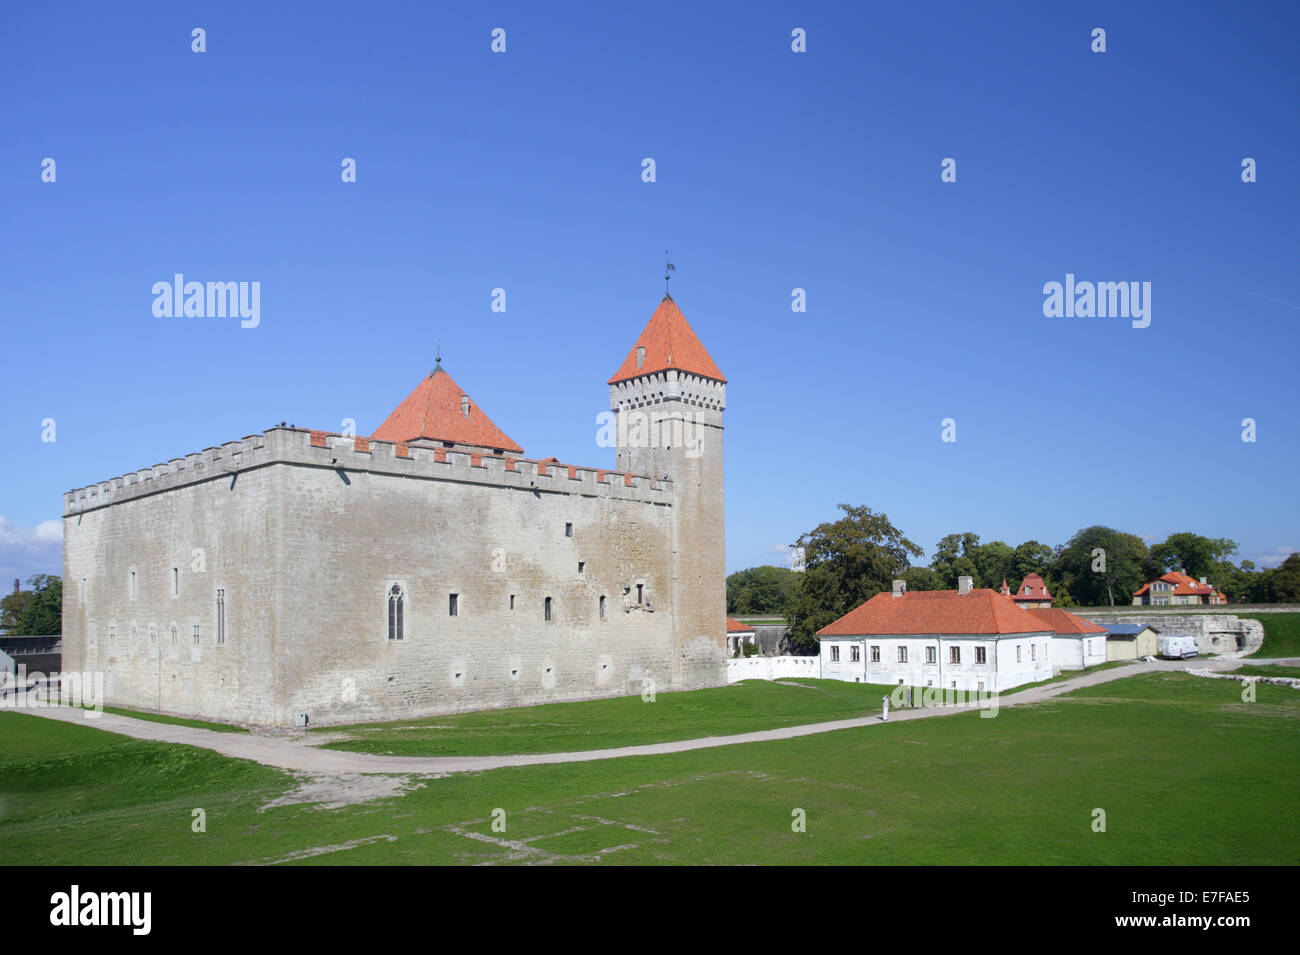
10, 658, 1229, 776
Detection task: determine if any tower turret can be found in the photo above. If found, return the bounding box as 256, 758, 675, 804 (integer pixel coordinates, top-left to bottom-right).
608, 293, 726, 686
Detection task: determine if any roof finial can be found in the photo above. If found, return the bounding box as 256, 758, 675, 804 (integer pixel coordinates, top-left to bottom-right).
431, 343, 442, 376
664, 250, 676, 299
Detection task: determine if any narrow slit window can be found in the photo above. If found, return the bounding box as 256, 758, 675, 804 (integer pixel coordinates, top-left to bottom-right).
216, 588, 226, 645
388, 585, 404, 641
449, 593, 459, 616
544, 596, 553, 622
599, 595, 606, 619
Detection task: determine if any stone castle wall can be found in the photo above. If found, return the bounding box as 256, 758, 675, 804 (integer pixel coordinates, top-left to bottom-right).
62, 425, 722, 727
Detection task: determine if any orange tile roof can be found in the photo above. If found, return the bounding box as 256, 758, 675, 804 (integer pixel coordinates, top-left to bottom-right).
1025, 608, 1108, 635
1014, 573, 1052, 600
726, 617, 756, 633
817, 589, 1054, 637
372, 366, 523, 453
1133, 571, 1218, 598
608, 295, 726, 385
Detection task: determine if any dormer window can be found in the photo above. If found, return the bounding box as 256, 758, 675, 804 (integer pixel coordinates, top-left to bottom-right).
460, 395, 470, 417
636, 346, 645, 369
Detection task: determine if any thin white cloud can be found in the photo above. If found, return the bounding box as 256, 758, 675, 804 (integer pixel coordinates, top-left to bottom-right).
0, 516, 62, 584
1249, 546, 1296, 569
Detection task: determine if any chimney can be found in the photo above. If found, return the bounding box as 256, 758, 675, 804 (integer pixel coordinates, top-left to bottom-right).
1199, 576, 1207, 586
892, 579, 906, 598
958, 575, 973, 595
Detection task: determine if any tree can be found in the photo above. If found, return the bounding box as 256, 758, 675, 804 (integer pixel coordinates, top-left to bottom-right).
1270, 554, 1300, 604
929, 532, 981, 588
785, 505, 922, 654
1008, 540, 1056, 588
0, 582, 31, 633
902, 565, 943, 591
726, 565, 798, 616
1149, 533, 1240, 581
1056, 526, 1149, 607
15, 575, 61, 635
972, 540, 1014, 591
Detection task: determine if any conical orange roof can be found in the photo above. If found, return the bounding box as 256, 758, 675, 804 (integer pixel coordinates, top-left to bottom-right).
372, 365, 523, 453
608, 294, 726, 385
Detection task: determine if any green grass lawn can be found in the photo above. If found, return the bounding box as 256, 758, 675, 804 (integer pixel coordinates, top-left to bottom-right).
1234, 664, 1300, 679
1240, 612, 1300, 657
1, 671, 1296, 865
57, 703, 249, 734
314, 678, 899, 756
314, 666, 1141, 758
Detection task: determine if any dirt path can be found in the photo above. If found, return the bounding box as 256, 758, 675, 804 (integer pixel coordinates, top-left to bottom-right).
10, 659, 1215, 776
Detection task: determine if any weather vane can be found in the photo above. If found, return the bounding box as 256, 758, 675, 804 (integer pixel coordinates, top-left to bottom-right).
665, 250, 676, 295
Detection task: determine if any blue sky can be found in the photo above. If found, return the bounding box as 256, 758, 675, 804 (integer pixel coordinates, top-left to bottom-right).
2, 1, 1297, 582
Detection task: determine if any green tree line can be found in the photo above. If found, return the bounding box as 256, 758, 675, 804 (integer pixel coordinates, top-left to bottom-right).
727, 506, 1300, 654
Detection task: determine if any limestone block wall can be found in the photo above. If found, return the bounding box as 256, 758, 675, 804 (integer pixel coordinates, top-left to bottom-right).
268, 447, 682, 726
62, 439, 279, 724
62, 426, 726, 727
1080, 612, 1264, 655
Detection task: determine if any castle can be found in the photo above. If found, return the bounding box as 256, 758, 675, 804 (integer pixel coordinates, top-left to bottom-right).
61, 294, 727, 727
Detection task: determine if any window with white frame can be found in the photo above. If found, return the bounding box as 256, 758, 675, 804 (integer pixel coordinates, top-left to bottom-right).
897, 646, 907, 664
926, 646, 936, 664
975, 646, 986, 664
850, 645, 860, 662
870, 645, 880, 662
949, 646, 961, 664
830, 645, 840, 662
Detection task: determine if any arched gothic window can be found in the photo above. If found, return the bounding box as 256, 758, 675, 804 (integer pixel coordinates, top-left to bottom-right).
388, 584, 405, 641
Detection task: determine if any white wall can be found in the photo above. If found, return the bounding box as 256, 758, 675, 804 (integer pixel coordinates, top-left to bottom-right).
1050, 634, 1108, 670
818, 634, 1054, 691
727, 655, 821, 683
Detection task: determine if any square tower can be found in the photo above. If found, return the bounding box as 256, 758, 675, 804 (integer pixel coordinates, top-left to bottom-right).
608, 294, 726, 686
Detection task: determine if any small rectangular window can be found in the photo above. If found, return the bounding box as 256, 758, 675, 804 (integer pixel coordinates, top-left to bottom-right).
1031, 644, 1036, 661
949, 646, 961, 664
636, 584, 644, 604
578, 561, 585, 574
830, 645, 840, 662
193, 623, 201, 645
565, 522, 573, 537
975, 646, 986, 664
510, 594, 515, 610
172, 567, 179, 597
544, 596, 553, 622
449, 593, 459, 616
1016, 645, 1022, 663
599, 595, 606, 619
850, 645, 860, 662
897, 646, 907, 664
925, 646, 936, 664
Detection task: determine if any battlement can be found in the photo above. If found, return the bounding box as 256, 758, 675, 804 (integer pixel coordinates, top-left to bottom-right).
63, 426, 672, 516
609, 368, 726, 414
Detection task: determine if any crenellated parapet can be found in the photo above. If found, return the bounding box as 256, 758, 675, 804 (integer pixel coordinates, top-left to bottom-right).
63, 426, 672, 516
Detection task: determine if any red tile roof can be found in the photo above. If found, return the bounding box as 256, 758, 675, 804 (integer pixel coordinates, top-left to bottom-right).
1014, 573, 1052, 600
608, 295, 726, 385
372, 366, 523, 453
726, 617, 756, 633
816, 589, 1054, 637
1133, 571, 1218, 598
1025, 608, 1108, 636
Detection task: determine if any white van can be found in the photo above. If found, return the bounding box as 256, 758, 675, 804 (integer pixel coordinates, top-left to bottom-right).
1158, 634, 1199, 659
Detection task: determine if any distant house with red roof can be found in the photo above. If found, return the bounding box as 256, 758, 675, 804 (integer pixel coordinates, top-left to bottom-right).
1132, 571, 1227, 606
817, 577, 1055, 691
726, 618, 756, 657
1004, 573, 1053, 609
